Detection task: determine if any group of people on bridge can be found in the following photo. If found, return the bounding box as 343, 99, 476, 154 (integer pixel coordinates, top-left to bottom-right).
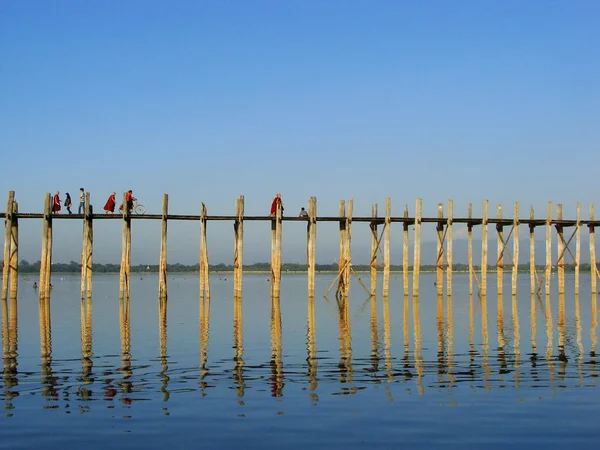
51, 189, 137, 215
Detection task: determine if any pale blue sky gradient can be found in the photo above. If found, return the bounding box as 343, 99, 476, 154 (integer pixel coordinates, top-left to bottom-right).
1, 1, 599, 264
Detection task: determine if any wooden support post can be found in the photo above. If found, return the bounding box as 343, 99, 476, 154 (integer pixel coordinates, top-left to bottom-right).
468, 203, 473, 296
556, 204, 564, 295
590, 204, 597, 295
512, 202, 519, 297
403, 205, 409, 297
2, 191, 14, 302
199, 203, 210, 299
271, 200, 282, 297
481, 200, 488, 296
382, 198, 391, 297
42, 193, 53, 299
159, 194, 168, 300
80, 194, 88, 299
370, 204, 378, 297
345, 198, 353, 297
545, 202, 552, 296
436, 203, 444, 295
119, 192, 131, 299
447, 199, 453, 297
575, 203, 581, 296
307, 197, 317, 297
233, 196, 244, 298
85, 193, 93, 299
496, 204, 504, 296
39, 194, 50, 300
9, 202, 18, 300
412, 198, 422, 297
336, 200, 347, 297
529, 206, 535, 295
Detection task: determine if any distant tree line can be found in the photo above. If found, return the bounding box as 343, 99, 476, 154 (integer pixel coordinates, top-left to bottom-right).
2, 259, 595, 274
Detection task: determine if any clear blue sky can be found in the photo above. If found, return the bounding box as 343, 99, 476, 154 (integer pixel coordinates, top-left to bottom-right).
1, 1, 599, 264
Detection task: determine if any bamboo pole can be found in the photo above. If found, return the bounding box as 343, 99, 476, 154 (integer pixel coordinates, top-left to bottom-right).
271, 200, 282, 297
382, 198, 391, 297
336, 200, 347, 297
545, 202, 552, 296
159, 194, 168, 300
481, 200, 488, 296
497, 204, 504, 296
556, 204, 564, 295
85, 193, 93, 299
119, 192, 131, 299
234, 196, 244, 298
512, 202, 519, 297
199, 203, 210, 299
530, 206, 535, 295
412, 198, 422, 297
403, 205, 409, 296
436, 203, 444, 295
370, 204, 378, 297
590, 204, 596, 295
2, 191, 14, 302
307, 197, 316, 297
9, 202, 18, 300
575, 203, 581, 296
467, 203, 473, 296
447, 199, 453, 296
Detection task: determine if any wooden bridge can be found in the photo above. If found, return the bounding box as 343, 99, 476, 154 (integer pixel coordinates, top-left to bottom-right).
2, 191, 600, 303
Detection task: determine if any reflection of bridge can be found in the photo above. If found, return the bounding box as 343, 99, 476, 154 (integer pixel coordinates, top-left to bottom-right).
3, 191, 600, 303
2, 288, 599, 410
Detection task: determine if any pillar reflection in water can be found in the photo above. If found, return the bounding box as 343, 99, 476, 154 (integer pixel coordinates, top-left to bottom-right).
2, 295, 18, 413
369, 295, 379, 379
199, 294, 210, 394
270, 295, 283, 397
412, 295, 423, 395
159, 297, 170, 405
512, 291, 521, 389
497, 294, 507, 380
38, 295, 56, 402
336, 297, 354, 393
436, 294, 445, 387
557, 293, 567, 380
307, 295, 318, 404
575, 294, 584, 387
446, 293, 455, 388
481, 295, 491, 391
79, 296, 93, 399
382, 295, 393, 385
119, 297, 133, 404
590, 293, 597, 384
233, 295, 245, 399
544, 293, 555, 383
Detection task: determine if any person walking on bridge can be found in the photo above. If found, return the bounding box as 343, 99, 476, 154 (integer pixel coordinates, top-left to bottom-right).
52, 191, 61, 214
270, 193, 284, 216
78, 188, 85, 214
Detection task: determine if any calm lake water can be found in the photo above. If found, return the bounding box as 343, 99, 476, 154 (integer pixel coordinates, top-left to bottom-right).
1, 272, 599, 448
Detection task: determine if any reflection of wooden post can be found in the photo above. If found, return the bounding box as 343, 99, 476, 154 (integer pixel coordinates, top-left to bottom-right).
530, 206, 535, 295
436, 203, 444, 295
199, 203, 210, 299
271, 201, 282, 297
590, 205, 596, 295
370, 204, 378, 297
412, 198, 422, 297
119, 192, 131, 299
481, 200, 488, 296
2, 191, 14, 302
497, 204, 504, 296
85, 193, 93, 299
556, 204, 564, 295
9, 202, 18, 300
575, 203, 581, 296
159, 194, 168, 299
512, 202, 519, 297
545, 202, 552, 296
403, 205, 409, 296
383, 198, 391, 297
447, 200, 453, 297
234, 196, 244, 298
307, 197, 317, 297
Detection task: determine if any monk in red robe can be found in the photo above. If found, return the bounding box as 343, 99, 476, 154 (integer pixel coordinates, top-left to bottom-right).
104, 192, 116, 213
52, 191, 61, 214
270, 193, 284, 216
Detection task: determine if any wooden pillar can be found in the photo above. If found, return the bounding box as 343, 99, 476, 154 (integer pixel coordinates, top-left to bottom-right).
345, 198, 353, 297
496, 204, 504, 296
307, 197, 316, 297
370, 204, 378, 297
412, 198, 422, 297
512, 202, 519, 297
382, 198, 391, 297
233, 196, 244, 298
446, 199, 453, 297
436, 203, 444, 295
119, 192, 131, 299
85, 193, 93, 299
199, 203, 210, 299
590, 204, 597, 295
39, 194, 50, 300
271, 200, 282, 297
529, 206, 535, 295
467, 203, 473, 296
2, 191, 14, 302
481, 200, 488, 296
80, 194, 88, 299
336, 200, 347, 296
159, 194, 168, 299
575, 203, 581, 296
545, 202, 552, 296
9, 202, 18, 300
556, 204, 564, 295
402, 205, 409, 297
